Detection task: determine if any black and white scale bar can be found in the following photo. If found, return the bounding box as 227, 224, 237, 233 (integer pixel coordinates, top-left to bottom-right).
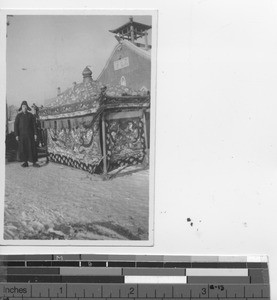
2, 276, 125, 283
0, 275, 264, 284
0, 256, 268, 269
1, 269, 269, 286
1, 261, 269, 268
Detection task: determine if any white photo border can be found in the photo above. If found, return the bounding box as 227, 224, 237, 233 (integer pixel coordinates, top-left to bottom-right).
0, 8, 158, 247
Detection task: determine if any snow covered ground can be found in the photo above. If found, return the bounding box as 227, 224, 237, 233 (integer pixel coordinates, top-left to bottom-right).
4, 161, 149, 240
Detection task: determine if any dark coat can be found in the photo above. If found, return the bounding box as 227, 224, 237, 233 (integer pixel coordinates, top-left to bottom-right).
14, 111, 38, 162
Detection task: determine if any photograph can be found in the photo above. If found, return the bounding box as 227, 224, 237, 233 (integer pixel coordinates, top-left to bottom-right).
3, 11, 156, 245
1, 0, 277, 297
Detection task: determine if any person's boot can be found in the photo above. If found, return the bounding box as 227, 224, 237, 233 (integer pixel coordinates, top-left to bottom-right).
33, 162, 40, 168
21, 162, 28, 167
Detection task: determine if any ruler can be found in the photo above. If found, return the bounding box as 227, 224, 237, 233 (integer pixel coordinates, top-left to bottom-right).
0, 255, 270, 299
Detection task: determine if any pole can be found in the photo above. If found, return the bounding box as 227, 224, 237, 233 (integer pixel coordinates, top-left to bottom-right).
101, 112, 107, 176
129, 16, 135, 43
142, 109, 149, 167
144, 31, 148, 49
130, 24, 134, 43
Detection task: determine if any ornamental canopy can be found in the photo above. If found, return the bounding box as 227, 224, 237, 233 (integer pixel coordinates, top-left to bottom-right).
40, 67, 149, 121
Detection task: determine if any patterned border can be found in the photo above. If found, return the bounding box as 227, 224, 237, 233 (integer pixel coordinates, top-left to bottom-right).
39, 95, 150, 120
49, 153, 102, 174
107, 152, 145, 171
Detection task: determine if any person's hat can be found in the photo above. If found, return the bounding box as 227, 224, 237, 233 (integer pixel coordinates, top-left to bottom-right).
18, 100, 31, 111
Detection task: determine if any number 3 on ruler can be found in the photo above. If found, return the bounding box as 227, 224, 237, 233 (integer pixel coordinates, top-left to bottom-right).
201, 288, 207, 295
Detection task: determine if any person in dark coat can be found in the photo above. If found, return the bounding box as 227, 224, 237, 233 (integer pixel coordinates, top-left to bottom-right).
14, 101, 40, 167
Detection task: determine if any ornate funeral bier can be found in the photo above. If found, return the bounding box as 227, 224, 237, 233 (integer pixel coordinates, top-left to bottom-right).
39, 67, 150, 177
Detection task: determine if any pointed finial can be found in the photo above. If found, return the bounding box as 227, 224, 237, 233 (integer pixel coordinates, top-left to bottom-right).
82, 66, 93, 82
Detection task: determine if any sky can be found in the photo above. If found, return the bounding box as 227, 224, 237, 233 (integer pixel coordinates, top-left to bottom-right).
6, 15, 152, 107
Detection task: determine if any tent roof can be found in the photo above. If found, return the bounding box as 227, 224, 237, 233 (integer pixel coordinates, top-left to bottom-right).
45, 77, 142, 109
40, 70, 149, 120
45, 80, 103, 108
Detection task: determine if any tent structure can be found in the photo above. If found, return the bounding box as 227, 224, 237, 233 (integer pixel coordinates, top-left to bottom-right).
39, 67, 150, 177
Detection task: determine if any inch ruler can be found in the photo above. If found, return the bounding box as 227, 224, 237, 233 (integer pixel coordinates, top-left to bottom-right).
0, 255, 270, 300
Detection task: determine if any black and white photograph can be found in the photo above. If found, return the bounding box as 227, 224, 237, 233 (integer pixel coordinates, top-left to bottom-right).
2, 0, 277, 297
2, 11, 156, 245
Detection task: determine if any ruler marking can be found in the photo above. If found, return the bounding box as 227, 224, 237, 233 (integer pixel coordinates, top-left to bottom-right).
0, 256, 270, 300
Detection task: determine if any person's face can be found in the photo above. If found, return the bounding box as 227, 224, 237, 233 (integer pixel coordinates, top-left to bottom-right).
22, 105, 27, 113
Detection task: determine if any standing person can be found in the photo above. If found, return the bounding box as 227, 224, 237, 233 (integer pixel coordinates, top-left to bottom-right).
14, 101, 40, 167
31, 103, 44, 147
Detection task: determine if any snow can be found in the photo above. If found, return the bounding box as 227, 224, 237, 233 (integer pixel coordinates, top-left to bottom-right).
4, 162, 149, 240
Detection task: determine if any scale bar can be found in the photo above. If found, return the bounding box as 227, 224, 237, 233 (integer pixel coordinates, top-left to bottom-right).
125, 276, 187, 284
186, 268, 248, 276
0, 255, 270, 299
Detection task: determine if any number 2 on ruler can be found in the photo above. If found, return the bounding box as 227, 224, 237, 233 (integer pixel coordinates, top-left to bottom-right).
129, 287, 135, 295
